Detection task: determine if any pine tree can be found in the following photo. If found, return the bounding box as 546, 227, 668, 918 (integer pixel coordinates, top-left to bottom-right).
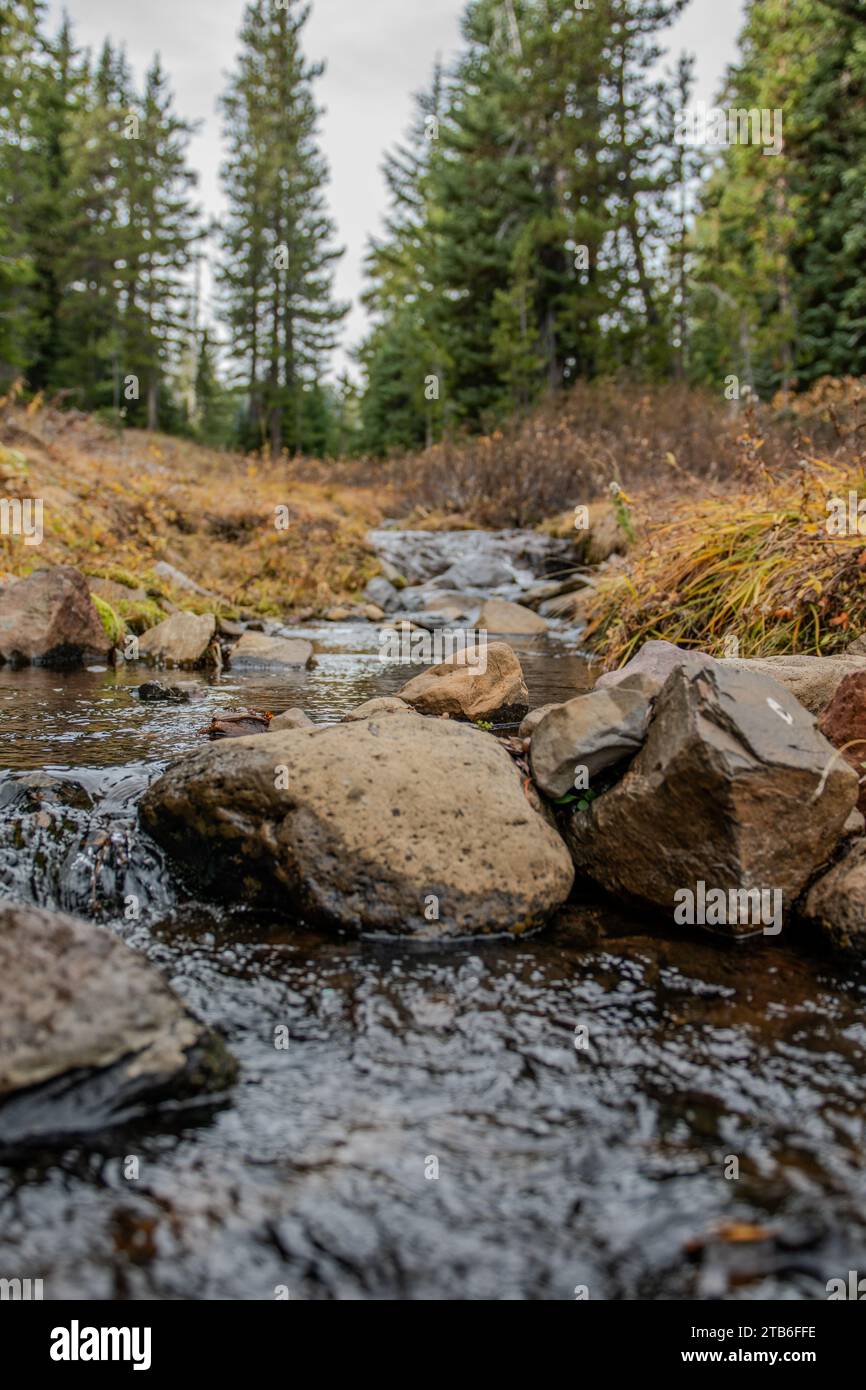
218, 0, 347, 456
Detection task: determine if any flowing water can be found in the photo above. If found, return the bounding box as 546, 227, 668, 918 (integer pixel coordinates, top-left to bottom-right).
1, 530, 865, 1301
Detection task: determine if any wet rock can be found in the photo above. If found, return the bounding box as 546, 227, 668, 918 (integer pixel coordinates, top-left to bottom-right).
343, 697, 414, 721
0, 902, 235, 1142
530, 687, 652, 799
269, 708, 314, 731
565, 663, 858, 933
364, 577, 401, 613
597, 639, 717, 699
140, 717, 573, 936
216, 616, 245, 639
398, 641, 529, 722
799, 839, 866, 957
475, 598, 549, 636
432, 555, 521, 593
137, 681, 191, 704
519, 703, 563, 739
817, 671, 866, 815
229, 631, 315, 669
718, 653, 866, 716
204, 708, 272, 740
0, 566, 112, 668
138, 611, 218, 668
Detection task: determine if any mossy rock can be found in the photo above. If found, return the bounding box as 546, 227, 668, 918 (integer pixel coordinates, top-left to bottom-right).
92, 594, 126, 646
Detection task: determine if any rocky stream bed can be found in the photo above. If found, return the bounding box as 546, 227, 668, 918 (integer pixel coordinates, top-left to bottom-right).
1, 528, 866, 1300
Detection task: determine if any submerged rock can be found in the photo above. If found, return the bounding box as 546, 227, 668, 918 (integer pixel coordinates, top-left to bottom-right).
138, 611, 218, 668
398, 641, 529, 723
0, 566, 112, 668
565, 663, 858, 935
718, 653, 866, 715
137, 680, 191, 704
0, 902, 235, 1143
530, 686, 651, 799
229, 631, 315, 669
140, 717, 573, 936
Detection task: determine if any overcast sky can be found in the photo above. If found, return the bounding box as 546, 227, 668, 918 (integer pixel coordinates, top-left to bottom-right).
47, 0, 746, 376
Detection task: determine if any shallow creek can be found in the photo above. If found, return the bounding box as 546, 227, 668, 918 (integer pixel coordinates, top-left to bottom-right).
1, 529, 865, 1300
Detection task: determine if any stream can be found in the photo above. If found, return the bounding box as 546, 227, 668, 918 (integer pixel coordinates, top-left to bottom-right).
1, 528, 865, 1300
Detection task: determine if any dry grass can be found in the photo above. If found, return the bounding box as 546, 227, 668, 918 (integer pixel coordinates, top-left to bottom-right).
0, 396, 388, 616
584, 382, 866, 666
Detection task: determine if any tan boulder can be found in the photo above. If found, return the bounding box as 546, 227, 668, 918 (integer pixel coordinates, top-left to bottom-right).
138, 611, 218, 668
343, 697, 415, 721
398, 641, 529, 722
229, 631, 315, 669
475, 598, 549, 636
140, 717, 574, 936
269, 708, 314, 732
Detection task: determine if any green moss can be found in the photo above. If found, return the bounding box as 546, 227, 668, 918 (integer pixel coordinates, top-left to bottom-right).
92, 594, 126, 645
115, 596, 165, 634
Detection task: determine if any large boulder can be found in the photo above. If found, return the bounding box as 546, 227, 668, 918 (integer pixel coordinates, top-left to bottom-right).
817, 670, 866, 815
0, 566, 112, 667
530, 687, 652, 799
398, 641, 529, 722
799, 839, 866, 957
0, 902, 235, 1142
597, 639, 717, 699
138, 611, 218, 668
564, 663, 858, 935
718, 654, 866, 715
229, 631, 315, 669
475, 598, 549, 636
140, 717, 573, 936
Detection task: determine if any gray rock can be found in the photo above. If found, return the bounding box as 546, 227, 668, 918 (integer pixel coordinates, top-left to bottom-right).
0, 566, 112, 668
137, 681, 191, 704
719, 653, 866, 715
364, 577, 402, 613
140, 717, 574, 937
530, 687, 651, 798
565, 663, 859, 935
0, 902, 235, 1141
229, 631, 315, 669
519, 703, 564, 739
596, 639, 717, 698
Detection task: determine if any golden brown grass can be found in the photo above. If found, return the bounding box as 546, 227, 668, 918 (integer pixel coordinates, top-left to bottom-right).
0, 397, 387, 616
